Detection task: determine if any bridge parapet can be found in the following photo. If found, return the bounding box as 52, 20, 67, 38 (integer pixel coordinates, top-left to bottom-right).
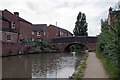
51, 36, 98, 52
51, 36, 97, 43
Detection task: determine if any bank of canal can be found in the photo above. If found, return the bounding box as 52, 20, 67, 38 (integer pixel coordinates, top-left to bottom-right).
1, 52, 85, 78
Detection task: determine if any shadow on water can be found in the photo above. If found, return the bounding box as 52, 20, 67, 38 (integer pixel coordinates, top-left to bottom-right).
0, 52, 84, 79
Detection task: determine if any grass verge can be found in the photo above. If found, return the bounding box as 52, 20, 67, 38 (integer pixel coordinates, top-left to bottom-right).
96, 51, 119, 79
72, 52, 88, 79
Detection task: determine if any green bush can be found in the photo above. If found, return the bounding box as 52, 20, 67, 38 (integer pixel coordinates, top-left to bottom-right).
41, 41, 48, 48
96, 17, 120, 78
32, 40, 40, 47
70, 44, 85, 52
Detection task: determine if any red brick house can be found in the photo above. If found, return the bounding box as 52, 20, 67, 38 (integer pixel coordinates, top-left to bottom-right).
47, 24, 73, 49
32, 24, 48, 42
18, 17, 33, 44
108, 7, 120, 28
0, 9, 33, 56
0, 9, 19, 43
47, 24, 73, 41
0, 9, 73, 56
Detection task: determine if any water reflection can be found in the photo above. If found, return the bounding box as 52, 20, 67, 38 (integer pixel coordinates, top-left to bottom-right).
32, 53, 83, 78
1, 53, 83, 79
2, 55, 32, 78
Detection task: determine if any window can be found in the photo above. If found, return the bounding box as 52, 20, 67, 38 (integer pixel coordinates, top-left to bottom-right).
7, 34, 11, 41
44, 32, 46, 35
32, 32, 34, 35
60, 31, 63, 35
32, 38, 34, 41
37, 31, 41, 36
11, 22, 15, 29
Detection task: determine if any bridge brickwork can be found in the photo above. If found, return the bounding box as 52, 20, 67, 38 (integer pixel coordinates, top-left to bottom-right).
51, 36, 97, 52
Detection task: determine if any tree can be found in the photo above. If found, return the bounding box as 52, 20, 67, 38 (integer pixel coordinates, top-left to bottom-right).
96, 16, 120, 78
73, 12, 88, 36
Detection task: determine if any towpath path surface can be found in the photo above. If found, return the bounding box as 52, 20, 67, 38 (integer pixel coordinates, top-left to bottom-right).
83, 52, 109, 78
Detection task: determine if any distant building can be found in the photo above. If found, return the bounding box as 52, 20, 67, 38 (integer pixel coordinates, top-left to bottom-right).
32, 24, 48, 41
0, 9, 73, 56
47, 24, 73, 41
108, 7, 120, 28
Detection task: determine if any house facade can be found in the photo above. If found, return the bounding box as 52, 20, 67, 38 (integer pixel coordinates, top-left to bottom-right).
0, 9, 73, 56
18, 17, 33, 44
47, 24, 73, 41
32, 24, 48, 42
108, 7, 120, 28
0, 9, 19, 43
0, 9, 33, 56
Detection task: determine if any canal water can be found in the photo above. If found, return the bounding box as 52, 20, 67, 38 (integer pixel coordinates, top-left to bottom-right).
1, 52, 84, 79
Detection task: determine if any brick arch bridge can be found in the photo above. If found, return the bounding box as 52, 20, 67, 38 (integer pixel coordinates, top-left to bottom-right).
51, 36, 97, 52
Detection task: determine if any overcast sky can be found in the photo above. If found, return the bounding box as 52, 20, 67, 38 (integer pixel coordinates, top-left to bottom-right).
0, 0, 118, 36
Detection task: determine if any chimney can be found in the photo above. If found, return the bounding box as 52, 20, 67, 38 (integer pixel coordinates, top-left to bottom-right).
14, 12, 19, 17
109, 7, 112, 14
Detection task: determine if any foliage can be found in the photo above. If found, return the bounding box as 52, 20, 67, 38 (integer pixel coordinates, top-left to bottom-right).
32, 40, 40, 47
70, 44, 85, 52
41, 41, 48, 48
73, 12, 88, 36
96, 16, 120, 78
96, 52, 118, 78
70, 45, 76, 52
32, 40, 48, 48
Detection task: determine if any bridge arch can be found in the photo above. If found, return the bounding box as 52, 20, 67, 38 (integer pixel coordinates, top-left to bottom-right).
51, 36, 97, 52
64, 43, 87, 52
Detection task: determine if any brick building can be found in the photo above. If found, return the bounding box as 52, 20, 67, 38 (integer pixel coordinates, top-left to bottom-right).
0, 9, 33, 56
0, 9, 19, 43
0, 9, 73, 56
108, 7, 120, 28
47, 24, 73, 41
32, 24, 48, 42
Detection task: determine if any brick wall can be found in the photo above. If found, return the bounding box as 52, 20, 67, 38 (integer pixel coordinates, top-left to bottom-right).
86, 43, 96, 51
47, 25, 59, 41
42, 26, 48, 41
19, 21, 33, 41
32, 25, 48, 41
0, 32, 18, 43
1, 42, 30, 56
47, 25, 73, 42
2, 42, 20, 56
3, 9, 19, 32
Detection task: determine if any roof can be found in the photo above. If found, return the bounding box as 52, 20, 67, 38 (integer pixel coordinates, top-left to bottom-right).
0, 15, 10, 22
33, 24, 47, 31
2, 9, 32, 25
0, 11, 10, 22
49, 24, 73, 35
18, 17, 32, 25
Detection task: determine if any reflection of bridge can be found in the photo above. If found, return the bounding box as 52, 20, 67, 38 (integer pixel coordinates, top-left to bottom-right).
51, 36, 97, 52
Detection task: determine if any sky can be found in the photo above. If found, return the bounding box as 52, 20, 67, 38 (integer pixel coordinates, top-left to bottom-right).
0, 0, 118, 36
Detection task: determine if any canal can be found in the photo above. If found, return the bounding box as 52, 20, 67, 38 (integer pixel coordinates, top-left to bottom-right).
1, 52, 84, 79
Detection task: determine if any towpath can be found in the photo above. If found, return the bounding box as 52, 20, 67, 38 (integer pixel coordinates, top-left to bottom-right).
83, 52, 109, 78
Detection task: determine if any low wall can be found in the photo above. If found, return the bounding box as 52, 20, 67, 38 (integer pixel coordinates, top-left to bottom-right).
1, 42, 32, 56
